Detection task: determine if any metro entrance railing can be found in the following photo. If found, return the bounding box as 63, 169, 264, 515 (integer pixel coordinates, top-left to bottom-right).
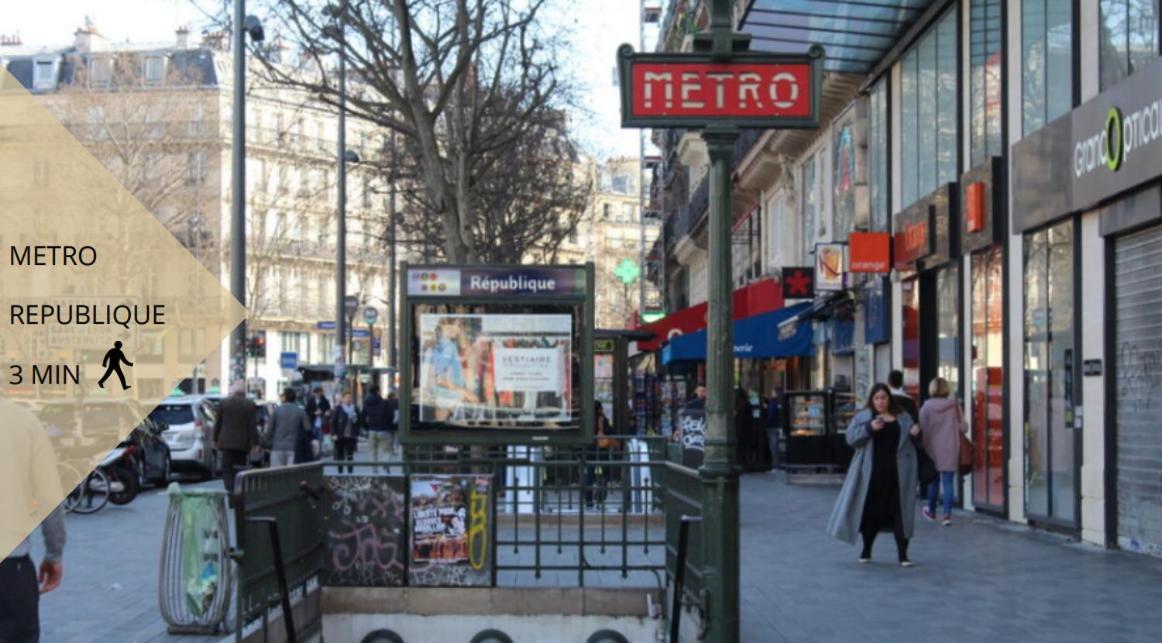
229, 436, 708, 641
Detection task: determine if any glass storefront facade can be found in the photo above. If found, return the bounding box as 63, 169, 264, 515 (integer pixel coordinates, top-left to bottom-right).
971, 246, 1005, 510
901, 277, 921, 401
1099, 0, 1160, 90
970, 0, 1004, 166
900, 6, 959, 208
868, 79, 889, 231
1023, 219, 1078, 525
1021, 0, 1074, 135
935, 264, 961, 396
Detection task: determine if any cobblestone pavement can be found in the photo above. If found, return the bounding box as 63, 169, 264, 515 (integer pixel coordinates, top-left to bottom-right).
29, 462, 1162, 642
738, 471, 1162, 642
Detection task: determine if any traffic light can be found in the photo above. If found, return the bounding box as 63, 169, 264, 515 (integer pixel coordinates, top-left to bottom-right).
246, 331, 267, 358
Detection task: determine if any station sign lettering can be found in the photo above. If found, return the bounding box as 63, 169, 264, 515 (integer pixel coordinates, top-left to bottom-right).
618, 45, 822, 129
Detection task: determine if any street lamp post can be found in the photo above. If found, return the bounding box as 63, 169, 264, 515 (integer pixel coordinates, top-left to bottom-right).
230, 4, 263, 384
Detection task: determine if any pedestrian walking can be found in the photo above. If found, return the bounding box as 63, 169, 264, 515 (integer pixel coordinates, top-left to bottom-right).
1, 400, 66, 643
919, 377, 968, 526
362, 386, 395, 468
584, 400, 617, 507
268, 388, 311, 467
827, 383, 921, 566
331, 391, 363, 473
887, 370, 918, 422
305, 387, 331, 431
212, 380, 260, 493
764, 387, 782, 471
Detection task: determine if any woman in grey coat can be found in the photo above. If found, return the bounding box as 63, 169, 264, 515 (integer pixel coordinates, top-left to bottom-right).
827, 383, 920, 566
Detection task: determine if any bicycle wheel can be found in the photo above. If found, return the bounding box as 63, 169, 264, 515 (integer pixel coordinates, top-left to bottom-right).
68, 469, 111, 514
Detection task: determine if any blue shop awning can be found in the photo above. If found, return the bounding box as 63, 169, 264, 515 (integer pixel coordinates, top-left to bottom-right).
742, 0, 933, 73
662, 302, 814, 365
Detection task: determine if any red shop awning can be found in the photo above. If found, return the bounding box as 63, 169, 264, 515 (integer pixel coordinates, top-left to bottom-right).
637, 278, 783, 352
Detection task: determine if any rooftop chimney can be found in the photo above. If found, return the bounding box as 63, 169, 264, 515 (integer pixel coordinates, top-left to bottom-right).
74, 16, 104, 53
176, 26, 189, 49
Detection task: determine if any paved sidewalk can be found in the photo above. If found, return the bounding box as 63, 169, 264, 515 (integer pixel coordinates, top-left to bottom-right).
738, 471, 1162, 642
30, 464, 1162, 642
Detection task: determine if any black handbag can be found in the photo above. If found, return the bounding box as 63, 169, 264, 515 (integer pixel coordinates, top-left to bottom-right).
914, 437, 938, 484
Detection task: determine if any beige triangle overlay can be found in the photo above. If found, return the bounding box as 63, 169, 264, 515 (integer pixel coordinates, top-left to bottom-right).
0, 67, 246, 559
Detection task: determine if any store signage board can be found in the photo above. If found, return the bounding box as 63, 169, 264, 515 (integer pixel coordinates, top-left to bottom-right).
815, 243, 845, 291
617, 45, 823, 129
781, 267, 815, 300
1013, 57, 1162, 232
893, 208, 934, 269
893, 183, 953, 271
961, 157, 1004, 253
848, 232, 891, 273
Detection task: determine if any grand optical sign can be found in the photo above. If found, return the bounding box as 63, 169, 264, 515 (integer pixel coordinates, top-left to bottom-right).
1069, 59, 1162, 212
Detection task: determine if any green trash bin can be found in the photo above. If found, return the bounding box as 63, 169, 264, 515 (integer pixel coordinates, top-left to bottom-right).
158, 483, 234, 634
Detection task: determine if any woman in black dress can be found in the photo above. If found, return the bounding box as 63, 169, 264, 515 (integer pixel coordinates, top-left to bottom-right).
858, 384, 920, 564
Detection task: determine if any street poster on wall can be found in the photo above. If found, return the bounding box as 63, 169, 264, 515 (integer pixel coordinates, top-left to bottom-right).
323, 475, 407, 587
677, 408, 706, 469
408, 474, 493, 587
417, 313, 573, 428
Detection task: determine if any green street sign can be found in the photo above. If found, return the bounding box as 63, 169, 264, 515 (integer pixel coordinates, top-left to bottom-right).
614, 258, 640, 285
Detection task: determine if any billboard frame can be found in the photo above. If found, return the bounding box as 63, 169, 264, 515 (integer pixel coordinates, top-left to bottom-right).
399, 262, 595, 446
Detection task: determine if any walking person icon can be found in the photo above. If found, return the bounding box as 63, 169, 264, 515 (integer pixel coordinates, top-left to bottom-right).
98, 340, 134, 390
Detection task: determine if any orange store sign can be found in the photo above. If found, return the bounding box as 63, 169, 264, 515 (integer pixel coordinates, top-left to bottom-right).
894, 215, 933, 269
848, 232, 891, 273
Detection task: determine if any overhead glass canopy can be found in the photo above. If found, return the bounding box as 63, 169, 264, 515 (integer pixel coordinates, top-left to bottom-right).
742, 0, 934, 72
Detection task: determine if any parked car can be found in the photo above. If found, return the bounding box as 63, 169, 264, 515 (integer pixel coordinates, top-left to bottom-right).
151, 395, 215, 478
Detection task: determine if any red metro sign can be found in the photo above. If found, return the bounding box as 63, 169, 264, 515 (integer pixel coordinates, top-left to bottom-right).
618, 44, 822, 129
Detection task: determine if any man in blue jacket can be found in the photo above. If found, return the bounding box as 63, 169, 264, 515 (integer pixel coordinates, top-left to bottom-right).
362, 386, 394, 468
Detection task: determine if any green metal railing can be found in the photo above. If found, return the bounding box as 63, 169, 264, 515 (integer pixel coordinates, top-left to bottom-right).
232, 463, 326, 641
231, 437, 705, 635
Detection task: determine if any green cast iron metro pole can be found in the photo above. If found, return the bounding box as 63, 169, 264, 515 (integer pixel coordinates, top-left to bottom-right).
699, 0, 742, 641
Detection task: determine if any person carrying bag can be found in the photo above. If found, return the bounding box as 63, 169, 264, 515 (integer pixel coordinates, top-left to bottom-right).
918, 377, 969, 526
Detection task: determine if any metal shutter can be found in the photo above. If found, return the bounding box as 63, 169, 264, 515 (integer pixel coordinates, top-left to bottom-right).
1115, 223, 1162, 556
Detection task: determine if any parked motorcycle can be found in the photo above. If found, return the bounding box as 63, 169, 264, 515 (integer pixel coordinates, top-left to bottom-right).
100, 446, 140, 506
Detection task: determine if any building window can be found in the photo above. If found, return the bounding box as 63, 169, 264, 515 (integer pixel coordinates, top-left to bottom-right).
602, 203, 611, 220
802, 152, 818, 264
1023, 218, 1078, 524
623, 204, 635, 222
935, 263, 961, 397
611, 173, 631, 194
971, 0, 1004, 166
89, 57, 112, 87
34, 60, 55, 88
868, 79, 889, 232
1099, 0, 1160, 91
188, 152, 206, 185
900, 6, 958, 209
1022, 0, 1074, 136
144, 56, 166, 84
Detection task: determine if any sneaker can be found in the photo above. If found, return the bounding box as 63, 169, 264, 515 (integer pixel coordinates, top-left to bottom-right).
922, 507, 936, 522
858, 556, 871, 564
900, 559, 915, 568
942, 515, 952, 526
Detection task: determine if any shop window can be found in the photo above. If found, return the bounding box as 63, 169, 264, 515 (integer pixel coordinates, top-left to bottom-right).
900, 7, 958, 208
868, 79, 889, 232
1099, 0, 1160, 91
935, 264, 960, 397
1021, 0, 1074, 136
971, 0, 1004, 166
802, 153, 818, 264
1023, 220, 1078, 524
971, 246, 1005, 509
901, 278, 921, 401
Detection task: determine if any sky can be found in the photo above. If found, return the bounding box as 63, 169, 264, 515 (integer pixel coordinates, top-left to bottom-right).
5, 0, 654, 160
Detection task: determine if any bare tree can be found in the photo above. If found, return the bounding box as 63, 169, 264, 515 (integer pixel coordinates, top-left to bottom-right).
219, 0, 590, 263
